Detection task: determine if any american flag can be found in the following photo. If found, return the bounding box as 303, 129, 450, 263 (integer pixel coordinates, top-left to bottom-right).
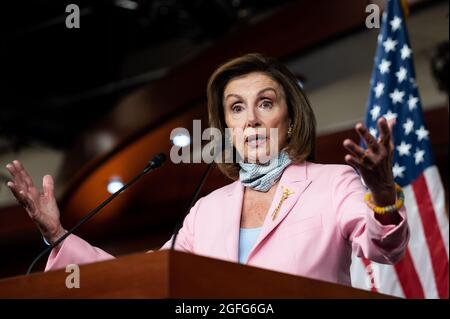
350, 0, 449, 298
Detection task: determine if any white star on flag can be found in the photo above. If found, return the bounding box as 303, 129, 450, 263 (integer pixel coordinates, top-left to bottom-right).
400, 44, 412, 60
415, 125, 429, 141
383, 110, 398, 122
397, 141, 412, 156
414, 148, 425, 165
378, 59, 391, 74
392, 162, 406, 178
408, 95, 419, 111
403, 118, 414, 135
383, 37, 398, 53
370, 105, 381, 120
390, 16, 402, 31
369, 127, 378, 138
395, 67, 408, 83
389, 89, 405, 104
374, 82, 385, 98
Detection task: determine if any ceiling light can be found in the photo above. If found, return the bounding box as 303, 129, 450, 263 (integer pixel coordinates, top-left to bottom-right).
172, 133, 191, 147
107, 177, 124, 194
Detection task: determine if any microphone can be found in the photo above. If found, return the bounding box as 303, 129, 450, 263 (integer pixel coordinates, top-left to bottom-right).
145, 153, 166, 172
26, 153, 167, 275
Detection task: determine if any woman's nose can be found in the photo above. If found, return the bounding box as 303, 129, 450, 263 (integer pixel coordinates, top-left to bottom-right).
245, 107, 260, 128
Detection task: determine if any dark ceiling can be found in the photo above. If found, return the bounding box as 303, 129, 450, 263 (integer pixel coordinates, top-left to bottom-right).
0, 0, 292, 151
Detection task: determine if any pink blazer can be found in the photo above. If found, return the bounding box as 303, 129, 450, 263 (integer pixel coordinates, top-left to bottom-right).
45, 162, 409, 286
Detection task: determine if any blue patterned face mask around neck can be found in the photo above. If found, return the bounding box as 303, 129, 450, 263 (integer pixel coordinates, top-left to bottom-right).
239, 150, 292, 192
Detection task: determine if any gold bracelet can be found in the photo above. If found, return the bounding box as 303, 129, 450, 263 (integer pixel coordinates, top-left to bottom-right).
364, 184, 404, 215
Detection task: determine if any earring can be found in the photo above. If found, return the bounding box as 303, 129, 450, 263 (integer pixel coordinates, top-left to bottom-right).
287, 124, 293, 138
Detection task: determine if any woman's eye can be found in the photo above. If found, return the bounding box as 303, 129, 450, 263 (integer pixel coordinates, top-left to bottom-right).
231, 104, 243, 113
260, 100, 273, 108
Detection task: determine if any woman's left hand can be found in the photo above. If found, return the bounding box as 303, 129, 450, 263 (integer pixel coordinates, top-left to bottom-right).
343, 117, 396, 207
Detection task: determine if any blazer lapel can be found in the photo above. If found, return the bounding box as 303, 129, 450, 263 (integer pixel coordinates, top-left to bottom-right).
224, 181, 244, 262
246, 163, 312, 262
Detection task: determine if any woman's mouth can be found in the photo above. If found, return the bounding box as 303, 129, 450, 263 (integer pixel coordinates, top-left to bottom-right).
245, 134, 267, 148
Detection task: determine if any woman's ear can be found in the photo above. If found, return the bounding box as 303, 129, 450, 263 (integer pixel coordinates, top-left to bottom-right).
287, 120, 294, 139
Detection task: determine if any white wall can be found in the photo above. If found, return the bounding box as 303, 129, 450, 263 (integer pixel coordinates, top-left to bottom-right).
286, 1, 448, 134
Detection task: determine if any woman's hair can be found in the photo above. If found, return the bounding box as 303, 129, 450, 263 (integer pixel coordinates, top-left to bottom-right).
207, 53, 316, 180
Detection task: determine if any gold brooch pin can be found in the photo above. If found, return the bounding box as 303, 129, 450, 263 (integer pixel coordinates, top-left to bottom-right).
271, 187, 294, 220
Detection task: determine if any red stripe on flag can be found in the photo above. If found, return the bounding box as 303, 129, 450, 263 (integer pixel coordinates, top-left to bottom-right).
412, 174, 449, 299
361, 257, 379, 292
394, 249, 425, 298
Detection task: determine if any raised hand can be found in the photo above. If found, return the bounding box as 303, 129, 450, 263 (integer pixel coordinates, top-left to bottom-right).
343, 117, 397, 207
5, 160, 65, 244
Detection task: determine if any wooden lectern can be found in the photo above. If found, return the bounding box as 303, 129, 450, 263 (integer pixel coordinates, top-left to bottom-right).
0, 250, 393, 298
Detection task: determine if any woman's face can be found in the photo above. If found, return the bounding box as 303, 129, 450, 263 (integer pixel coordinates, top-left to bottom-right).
223, 72, 291, 163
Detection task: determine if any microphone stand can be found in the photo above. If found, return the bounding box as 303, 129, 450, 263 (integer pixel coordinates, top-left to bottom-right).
170, 136, 229, 250
170, 162, 215, 250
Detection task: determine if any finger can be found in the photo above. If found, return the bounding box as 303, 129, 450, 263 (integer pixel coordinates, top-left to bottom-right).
344, 154, 363, 170
343, 139, 366, 158
377, 117, 392, 148
7, 182, 29, 207
5, 163, 18, 177
6, 163, 27, 191
6, 181, 20, 199
6, 162, 23, 182
11, 161, 28, 188
387, 118, 396, 147
20, 170, 34, 190
8, 181, 35, 205
43, 175, 55, 198
387, 117, 396, 131
356, 122, 379, 152
343, 138, 376, 168
13, 161, 40, 199
14, 160, 35, 190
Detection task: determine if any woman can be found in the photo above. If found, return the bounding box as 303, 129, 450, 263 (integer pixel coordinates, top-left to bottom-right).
5, 53, 409, 286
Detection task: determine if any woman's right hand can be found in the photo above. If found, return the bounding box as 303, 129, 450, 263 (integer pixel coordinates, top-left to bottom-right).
5, 160, 65, 245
